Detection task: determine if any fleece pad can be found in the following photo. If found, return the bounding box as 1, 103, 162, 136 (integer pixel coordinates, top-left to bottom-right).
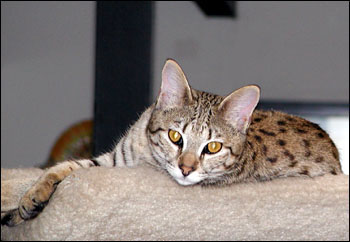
1, 166, 349, 240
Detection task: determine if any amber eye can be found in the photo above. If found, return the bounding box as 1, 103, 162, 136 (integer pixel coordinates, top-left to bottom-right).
205, 141, 222, 154
168, 130, 182, 145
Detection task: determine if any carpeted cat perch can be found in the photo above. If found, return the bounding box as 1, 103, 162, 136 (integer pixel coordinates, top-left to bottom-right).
1, 166, 349, 241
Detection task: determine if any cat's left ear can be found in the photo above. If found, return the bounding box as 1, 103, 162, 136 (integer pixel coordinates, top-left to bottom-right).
156, 59, 193, 109
218, 85, 260, 134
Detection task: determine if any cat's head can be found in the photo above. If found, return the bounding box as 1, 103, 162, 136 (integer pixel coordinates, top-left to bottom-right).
147, 59, 260, 186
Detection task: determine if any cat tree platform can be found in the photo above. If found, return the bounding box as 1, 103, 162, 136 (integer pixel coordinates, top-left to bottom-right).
1, 166, 349, 241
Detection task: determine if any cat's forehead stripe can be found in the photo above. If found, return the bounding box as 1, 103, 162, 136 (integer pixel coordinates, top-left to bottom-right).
182, 122, 189, 133
188, 90, 223, 133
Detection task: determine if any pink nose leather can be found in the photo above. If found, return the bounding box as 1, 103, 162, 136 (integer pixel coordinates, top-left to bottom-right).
179, 164, 194, 176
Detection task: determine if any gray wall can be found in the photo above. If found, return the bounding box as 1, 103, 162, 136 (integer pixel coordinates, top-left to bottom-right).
1, 2, 95, 168
152, 1, 349, 102
1, 2, 349, 168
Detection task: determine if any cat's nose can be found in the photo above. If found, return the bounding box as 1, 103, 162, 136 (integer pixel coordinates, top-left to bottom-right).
179, 164, 194, 177
178, 152, 198, 177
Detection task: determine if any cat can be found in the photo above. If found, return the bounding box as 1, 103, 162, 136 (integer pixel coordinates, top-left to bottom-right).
2, 59, 342, 227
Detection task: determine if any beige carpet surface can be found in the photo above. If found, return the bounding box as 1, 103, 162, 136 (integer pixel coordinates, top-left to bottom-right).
1, 166, 349, 241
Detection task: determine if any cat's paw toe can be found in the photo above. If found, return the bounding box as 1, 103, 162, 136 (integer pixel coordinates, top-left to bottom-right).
19, 190, 49, 220
1, 209, 24, 227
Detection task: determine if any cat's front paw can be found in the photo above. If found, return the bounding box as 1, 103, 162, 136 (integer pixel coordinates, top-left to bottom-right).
18, 182, 52, 220
1, 182, 51, 226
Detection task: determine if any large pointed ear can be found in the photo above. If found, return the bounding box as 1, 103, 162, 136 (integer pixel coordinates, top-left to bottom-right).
218, 85, 260, 134
156, 59, 192, 109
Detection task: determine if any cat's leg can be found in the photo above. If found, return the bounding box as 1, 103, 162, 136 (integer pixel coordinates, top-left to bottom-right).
2, 152, 118, 226
18, 159, 95, 220
2, 105, 152, 227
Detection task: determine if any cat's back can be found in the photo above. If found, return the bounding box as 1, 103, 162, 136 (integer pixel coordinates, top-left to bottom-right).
246, 109, 342, 179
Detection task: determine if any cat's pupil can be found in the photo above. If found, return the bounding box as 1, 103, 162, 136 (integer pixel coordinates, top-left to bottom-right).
175, 137, 183, 147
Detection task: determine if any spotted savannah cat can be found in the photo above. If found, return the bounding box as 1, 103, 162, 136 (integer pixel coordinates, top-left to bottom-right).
2, 59, 342, 226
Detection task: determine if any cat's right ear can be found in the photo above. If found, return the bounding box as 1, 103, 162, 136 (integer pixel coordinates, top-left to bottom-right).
156, 59, 193, 109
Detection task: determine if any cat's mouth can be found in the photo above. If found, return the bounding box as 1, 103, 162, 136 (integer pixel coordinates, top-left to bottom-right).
166, 166, 203, 186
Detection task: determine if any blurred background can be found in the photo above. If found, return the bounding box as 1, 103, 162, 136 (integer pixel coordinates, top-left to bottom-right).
1, 1, 349, 174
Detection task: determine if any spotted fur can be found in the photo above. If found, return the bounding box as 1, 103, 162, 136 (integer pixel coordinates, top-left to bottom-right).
3, 59, 342, 227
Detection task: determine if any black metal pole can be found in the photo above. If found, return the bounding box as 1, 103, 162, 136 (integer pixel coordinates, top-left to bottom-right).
93, 1, 153, 156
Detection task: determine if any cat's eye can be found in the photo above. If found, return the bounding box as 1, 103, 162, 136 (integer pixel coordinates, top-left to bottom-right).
204, 141, 222, 154
168, 130, 183, 146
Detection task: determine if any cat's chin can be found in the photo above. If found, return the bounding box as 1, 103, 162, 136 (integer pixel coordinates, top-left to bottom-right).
166, 167, 202, 186
174, 178, 197, 186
